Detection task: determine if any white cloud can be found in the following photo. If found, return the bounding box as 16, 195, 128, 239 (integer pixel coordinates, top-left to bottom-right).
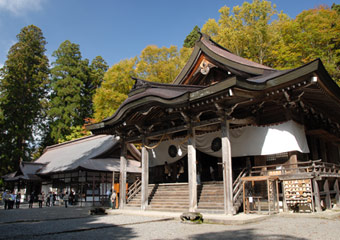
0, 0, 45, 16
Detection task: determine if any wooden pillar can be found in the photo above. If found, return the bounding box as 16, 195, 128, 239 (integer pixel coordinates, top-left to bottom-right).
141, 137, 149, 210
289, 152, 298, 170
92, 174, 95, 206
313, 179, 322, 212
188, 126, 197, 212
119, 141, 127, 209
282, 181, 288, 212
221, 119, 234, 215
334, 179, 340, 207
323, 179, 331, 209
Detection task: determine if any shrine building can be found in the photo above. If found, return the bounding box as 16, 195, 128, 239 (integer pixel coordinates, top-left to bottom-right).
87, 33, 340, 214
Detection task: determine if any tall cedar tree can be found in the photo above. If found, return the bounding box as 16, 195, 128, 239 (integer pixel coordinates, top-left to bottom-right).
49, 40, 107, 142
0, 25, 49, 174
82, 56, 108, 119
183, 26, 201, 48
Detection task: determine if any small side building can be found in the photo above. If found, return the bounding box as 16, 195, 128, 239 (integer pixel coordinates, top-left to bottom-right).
4, 134, 141, 206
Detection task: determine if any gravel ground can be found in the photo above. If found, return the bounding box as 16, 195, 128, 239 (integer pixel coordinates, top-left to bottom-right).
1, 204, 340, 240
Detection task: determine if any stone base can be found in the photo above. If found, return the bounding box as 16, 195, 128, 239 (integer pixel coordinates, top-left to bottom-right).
89, 207, 107, 215
180, 212, 203, 224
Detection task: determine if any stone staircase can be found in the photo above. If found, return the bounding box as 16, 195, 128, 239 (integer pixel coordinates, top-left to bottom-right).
126, 183, 189, 212
147, 183, 189, 211
197, 182, 224, 212
126, 168, 248, 213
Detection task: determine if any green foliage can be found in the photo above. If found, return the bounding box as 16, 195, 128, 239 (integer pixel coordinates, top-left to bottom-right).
49, 40, 85, 141
332, 3, 340, 14
82, 56, 108, 119
136, 45, 183, 83
269, 6, 340, 82
93, 58, 136, 121
202, 1, 340, 83
93, 45, 192, 121
58, 125, 91, 143
0, 25, 49, 174
49, 40, 108, 141
183, 26, 201, 48
202, 0, 276, 64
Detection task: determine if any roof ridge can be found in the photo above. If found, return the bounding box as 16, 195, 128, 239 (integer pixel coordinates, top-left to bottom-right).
44, 135, 109, 152
131, 77, 203, 89
199, 32, 232, 53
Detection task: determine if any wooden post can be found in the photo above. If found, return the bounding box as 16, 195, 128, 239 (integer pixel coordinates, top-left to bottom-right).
323, 179, 331, 209
92, 174, 95, 207
282, 181, 288, 212
276, 180, 279, 213
267, 179, 271, 214
289, 152, 298, 171
119, 141, 127, 209
334, 179, 340, 207
313, 179, 322, 212
243, 181, 246, 213
141, 137, 149, 210
221, 119, 234, 215
188, 126, 197, 212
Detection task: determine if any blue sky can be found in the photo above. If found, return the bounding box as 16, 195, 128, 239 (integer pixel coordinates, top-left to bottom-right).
0, 0, 338, 68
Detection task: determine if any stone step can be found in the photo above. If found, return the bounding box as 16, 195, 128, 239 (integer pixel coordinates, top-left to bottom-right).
150, 188, 189, 192
148, 205, 188, 210
147, 207, 188, 212
150, 199, 189, 203
198, 203, 224, 209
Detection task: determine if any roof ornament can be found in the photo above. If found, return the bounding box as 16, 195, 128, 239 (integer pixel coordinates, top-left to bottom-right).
131, 77, 150, 90
200, 59, 214, 75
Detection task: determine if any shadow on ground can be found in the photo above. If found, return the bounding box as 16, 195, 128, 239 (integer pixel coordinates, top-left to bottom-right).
190, 228, 308, 240
0, 206, 138, 240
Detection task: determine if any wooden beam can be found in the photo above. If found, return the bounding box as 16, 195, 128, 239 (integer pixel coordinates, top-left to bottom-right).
141, 137, 149, 210
323, 179, 331, 209
188, 126, 197, 212
221, 119, 234, 215
119, 142, 127, 209
125, 117, 222, 143
313, 179, 322, 212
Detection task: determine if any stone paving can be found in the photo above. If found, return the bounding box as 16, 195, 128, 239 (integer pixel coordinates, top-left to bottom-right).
1, 203, 340, 240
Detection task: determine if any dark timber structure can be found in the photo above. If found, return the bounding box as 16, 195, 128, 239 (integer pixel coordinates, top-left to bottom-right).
88, 33, 340, 214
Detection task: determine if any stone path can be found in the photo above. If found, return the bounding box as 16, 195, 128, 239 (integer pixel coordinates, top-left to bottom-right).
1, 205, 340, 240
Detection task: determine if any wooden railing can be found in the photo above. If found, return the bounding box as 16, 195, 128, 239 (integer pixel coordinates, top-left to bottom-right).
249, 159, 340, 177
310, 161, 340, 176
126, 178, 141, 203
233, 168, 249, 213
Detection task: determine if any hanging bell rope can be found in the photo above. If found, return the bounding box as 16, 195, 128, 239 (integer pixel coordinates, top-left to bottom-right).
144, 134, 166, 149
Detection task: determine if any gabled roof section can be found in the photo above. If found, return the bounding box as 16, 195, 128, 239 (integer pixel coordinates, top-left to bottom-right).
92, 78, 203, 127
3, 162, 45, 182
35, 134, 141, 174
173, 33, 275, 85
